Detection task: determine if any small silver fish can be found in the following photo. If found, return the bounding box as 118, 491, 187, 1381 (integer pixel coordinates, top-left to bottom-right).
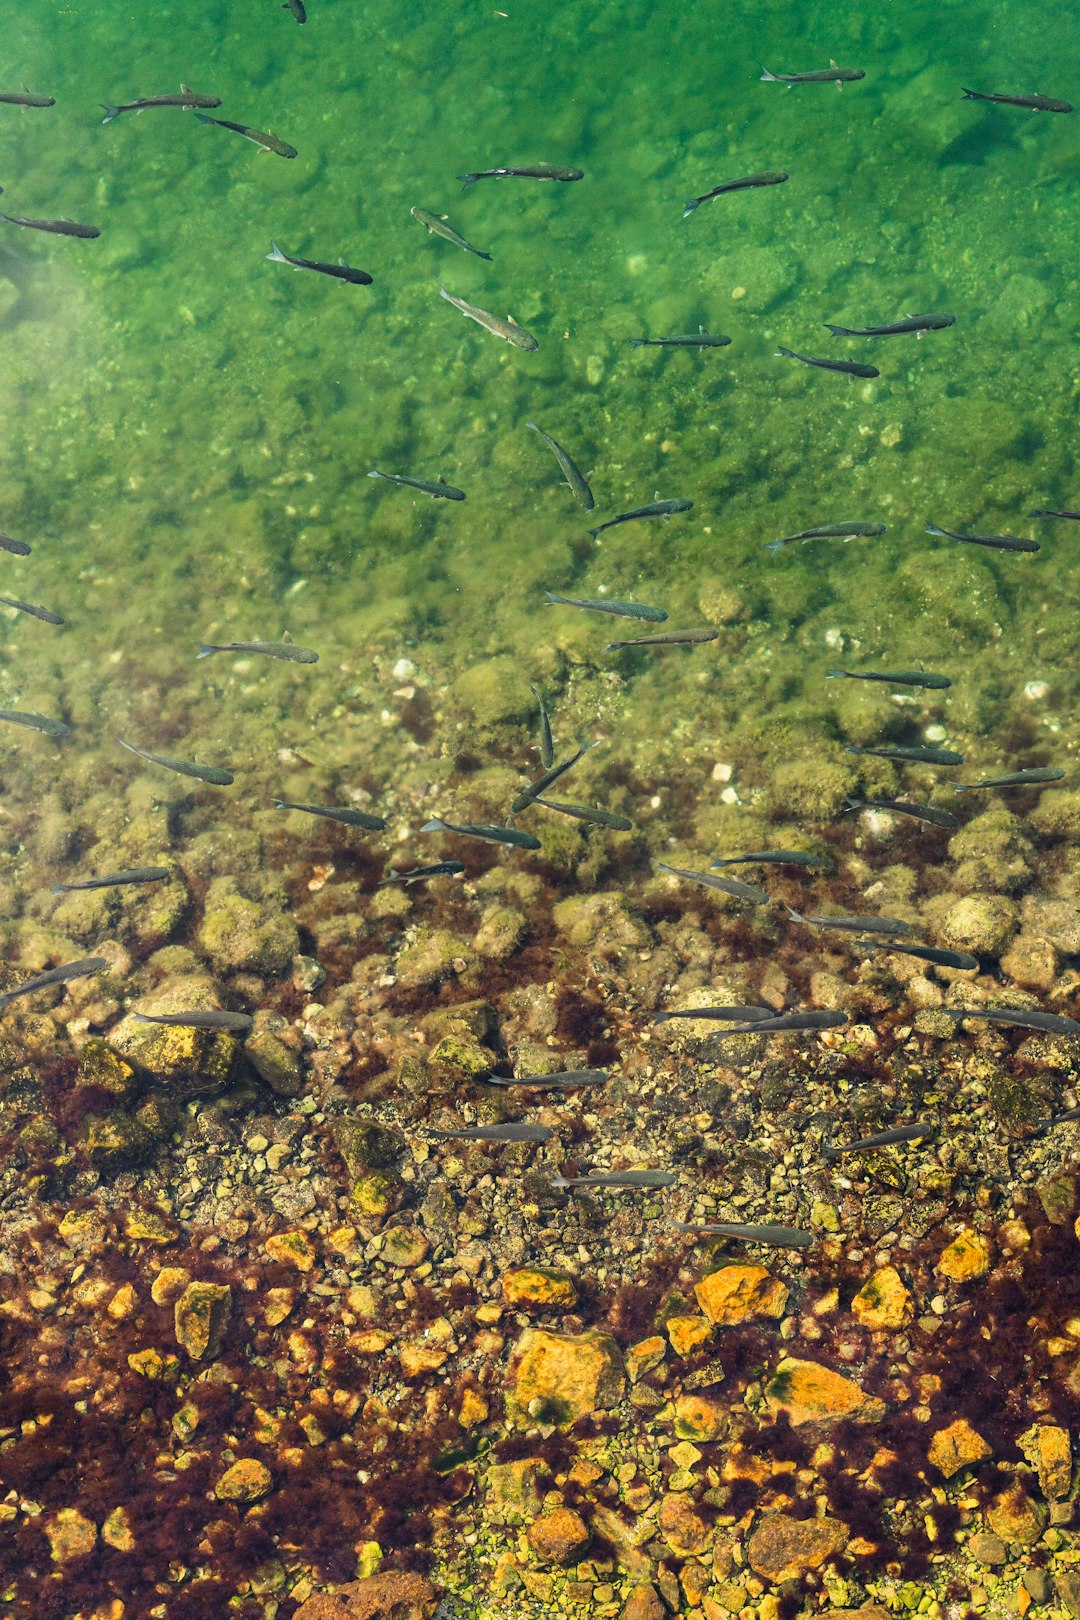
683, 171, 788, 217
196, 639, 319, 663
0, 533, 30, 555
605, 628, 716, 650
841, 797, 960, 829
483, 1069, 607, 1088
0, 708, 70, 737
827, 668, 951, 690
867, 942, 979, 971
588, 500, 692, 540
511, 739, 597, 813
711, 850, 818, 868
0, 91, 55, 107
544, 591, 667, 622
0, 213, 99, 238
0, 955, 108, 1011
54, 866, 170, 894
526, 423, 594, 509
117, 738, 233, 785
845, 743, 963, 766
552, 1169, 676, 1189
368, 469, 466, 500
926, 523, 1038, 554
193, 112, 297, 158
949, 1006, 1080, 1036
767, 522, 886, 554
531, 686, 554, 769
824, 313, 955, 337
533, 798, 633, 830
131, 1009, 253, 1033
823, 1122, 932, 1158
656, 862, 769, 905
422, 816, 541, 850
377, 861, 465, 886
670, 1221, 815, 1248
267, 242, 373, 285
761, 61, 865, 86
457, 164, 584, 186
733, 1009, 848, 1036
0, 595, 64, 624
101, 85, 222, 122
653, 1005, 774, 1024
785, 904, 911, 936
630, 331, 731, 348
954, 768, 1064, 791
411, 206, 492, 260
273, 800, 387, 830
776, 346, 878, 378
428, 1123, 553, 1142
438, 284, 537, 350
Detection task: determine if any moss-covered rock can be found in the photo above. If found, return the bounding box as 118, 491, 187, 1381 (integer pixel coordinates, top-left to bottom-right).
198, 876, 298, 975
394, 928, 474, 988
552, 891, 651, 955
79, 1109, 154, 1172
940, 894, 1019, 956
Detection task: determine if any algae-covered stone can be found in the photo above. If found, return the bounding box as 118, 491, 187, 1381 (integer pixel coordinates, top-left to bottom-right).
101, 1506, 135, 1552
485, 1456, 549, 1524
79, 1109, 154, 1172
245, 1012, 304, 1097
475, 904, 527, 961
199, 876, 298, 975
1022, 1423, 1071, 1500
747, 1511, 848, 1581
502, 1266, 578, 1310
928, 1417, 992, 1477
940, 894, 1019, 957
552, 891, 651, 955
947, 809, 1035, 895
986, 1481, 1045, 1546
452, 654, 534, 726
427, 1031, 494, 1083
527, 1506, 591, 1565
111, 976, 240, 1099
174, 1280, 232, 1360
850, 1266, 912, 1330
764, 758, 855, 820
936, 1228, 991, 1282
695, 1264, 788, 1325
509, 1327, 625, 1427
293, 1572, 439, 1620
765, 1358, 886, 1426
264, 1230, 316, 1271
666, 1315, 713, 1356
1000, 933, 1060, 992
352, 1171, 402, 1216
45, 1506, 97, 1562
394, 928, 474, 988
674, 1392, 725, 1441
382, 1226, 429, 1268
333, 1118, 405, 1177
657, 1490, 712, 1556
76, 1039, 138, 1104
215, 1458, 273, 1503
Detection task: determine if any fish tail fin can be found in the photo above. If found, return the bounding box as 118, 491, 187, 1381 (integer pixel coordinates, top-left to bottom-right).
784, 904, 808, 922
681, 199, 700, 218
960, 87, 978, 99
456, 173, 478, 189
764, 539, 784, 555
368, 469, 385, 480
420, 818, 446, 832
549, 1175, 570, 1189
925, 523, 945, 536
194, 643, 218, 658
475, 249, 493, 260
628, 339, 645, 347
543, 591, 564, 605
825, 669, 847, 679
823, 323, 849, 336
271, 800, 288, 809
193, 112, 213, 125
100, 104, 121, 123
775, 346, 794, 357
759, 66, 779, 80
266, 241, 288, 262
587, 526, 602, 541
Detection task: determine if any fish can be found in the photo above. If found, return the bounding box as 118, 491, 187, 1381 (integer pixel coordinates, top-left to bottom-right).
283, 0, 307, 22
552, 1169, 676, 1189
510, 739, 598, 813
117, 738, 234, 785
710, 850, 819, 868
845, 743, 964, 765
544, 591, 667, 622
428, 1123, 553, 1142
926, 523, 1038, 553
196, 639, 319, 662
54, 866, 170, 894
824, 313, 956, 337
368, 469, 466, 500
823, 1122, 932, 1158
961, 88, 1072, 113
0, 213, 99, 238
101, 86, 222, 123
193, 112, 297, 158
376, 862, 465, 886
767, 522, 887, 554
827, 668, 951, 690
785, 904, 912, 936
739, 1009, 849, 1035
438, 284, 537, 350
776, 347, 879, 378
1030, 509, 1080, 520
655, 862, 769, 905
588, 499, 692, 540
273, 800, 388, 830
421, 816, 541, 850
411, 207, 491, 260
841, 796, 960, 829
531, 686, 554, 769
761, 60, 865, 85
683, 171, 788, 217
955, 768, 1065, 791
948, 1006, 1080, 1036
0, 955, 109, 1011
525, 423, 594, 510
266, 243, 373, 285
0, 533, 30, 555
670, 1221, 815, 1248
0, 596, 63, 624
483, 1069, 607, 1088
629, 332, 732, 348
605, 628, 718, 650
0, 708, 70, 737
131, 1008, 253, 1032
867, 941, 980, 970
457, 164, 584, 186
0, 91, 55, 107
653, 1005, 774, 1024
533, 798, 633, 830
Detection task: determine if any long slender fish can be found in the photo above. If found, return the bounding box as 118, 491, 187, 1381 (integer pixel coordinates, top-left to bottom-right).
422, 816, 541, 850
961, 88, 1072, 113
825, 313, 955, 337
0, 213, 99, 239
0, 596, 63, 624
552, 1169, 676, 1189
845, 743, 964, 765
194, 112, 297, 158
683, 171, 788, 217
786, 905, 912, 936
544, 591, 667, 622
411, 207, 491, 260
713, 1009, 849, 1037
483, 1069, 607, 1088
0, 708, 69, 737
511, 739, 597, 812
823, 1122, 932, 1158
377, 861, 465, 886
196, 639, 319, 662
273, 800, 388, 830
949, 1006, 1080, 1036
0, 956, 109, 1011
827, 668, 951, 690
101, 86, 222, 123
670, 1221, 815, 1248
656, 862, 769, 905
761, 61, 865, 85
457, 164, 584, 187
369, 469, 466, 500
533, 798, 633, 830
0, 91, 55, 107
653, 1005, 774, 1024
606, 628, 717, 650
588, 500, 692, 541
926, 523, 1038, 553
1030, 508, 1080, 520
0, 533, 30, 555
428, 1123, 553, 1142
438, 284, 537, 350
767, 521, 886, 554
54, 866, 170, 894
267, 242, 373, 284
630, 332, 732, 348
132, 1008, 253, 1032
776, 347, 879, 378
955, 768, 1064, 791
866, 941, 979, 970
711, 850, 819, 868
842, 796, 960, 829
526, 423, 594, 510
531, 686, 554, 769
117, 738, 234, 785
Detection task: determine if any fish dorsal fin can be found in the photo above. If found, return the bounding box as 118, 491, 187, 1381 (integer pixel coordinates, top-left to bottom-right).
437, 474, 447, 484
282, 630, 294, 643
830, 58, 838, 67
506, 313, 519, 326
181, 83, 192, 93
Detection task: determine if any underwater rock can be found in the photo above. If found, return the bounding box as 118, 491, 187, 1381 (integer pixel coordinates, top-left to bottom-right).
764, 758, 855, 820
245, 1010, 305, 1096
695, 1264, 788, 1325
174, 1280, 232, 1360
1021, 896, 1080, 956
765, 1358, 886, 1426
381, 1226, 429, 1268
452, 654, 535, 726
198, 875, 299, 975
940, 893, 1019, 957
508, 1327, 626, 1427
214, 1458, 273, 1504
657, 1490, 713, 1556
111, 975, 241, 1099
1000, 932, 1060, 992
75, 1038, 139, 1104
333, 1118, 405, 1177
928, 1417, 992, 1477
619, 1586, 666, 1620
986, 1481, 1046, 1546
484, 1457, 549, 1525
293, 1572, 439, 1620
79, 1109, 154, 1172
850, 1266, 913, 1330
747, 1510, 849, 1581
625, 1335, 666, 1382
947, 809, 1035, 895
526, 1505, 591, 1565
474, 903, 527, 961
44, 1506, 97, 1563
394, 927, 474, 988
552, 891, 651, 955
673, 1391, 725, 1440
502, 1266, 578, 1310
935, 1228, 991, 1282
666, 1315, 713, 1356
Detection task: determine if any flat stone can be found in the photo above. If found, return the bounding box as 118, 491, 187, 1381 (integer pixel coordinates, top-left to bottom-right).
986, 1481, 1045, 1546
765, 1358, 886, 1426
850, 1265, 913, 1329
502, 1267, 578, 1310
526, 1506, 591, 1565
658, 1490, 713, 1556
666, 1314, 713, 1355
215, 1458, 273, 1504
45, 1506, 97, 1562
484, 1457, 548, 1524
508, 1328, 625, 1428
292, 1572, 439, 1620
695, 1263, 788, 1325
620, 1586, 666, 1620
264, 1230, 316, 1271
747, 1510, 848, 1581
174, 1280, 232, 1360
936, 1229, 991, 1282
968, 1530, 1007, 1566
927, 1417, 992, 1477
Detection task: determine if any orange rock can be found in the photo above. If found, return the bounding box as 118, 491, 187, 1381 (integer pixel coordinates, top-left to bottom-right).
666, 1315, 714, 1355
927, 1417, 992, 1477
695, 1264, 788, 1325
509, 1328, 625, 1427
214, 1459, 273, 1504
293, 1572, 439, 1620
935, 1229, 991, 1282
526, 1506, 591, 1565
620, 1586, 666, 1620
1033, 1425, 1072, 1499
658, 1491, 713, 1556
625, 1335, 666, 1382
502, 1267, 578, 1309
986, 1481, 1046, 1546
747, 1511, 848, 1581
850, 1266, 912, 1330
765, 1358, 886, 1426
674, 1392, 726, 1441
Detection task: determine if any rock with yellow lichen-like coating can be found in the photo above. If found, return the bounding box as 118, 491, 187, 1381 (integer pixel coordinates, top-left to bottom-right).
695, 1263, 788, 1325
214, 1458, 273, 1503
928, 1416, 993, 1477
502, 1266, 578, 1310
936, 1228, 991, 1282
765, 1358, 886, 1426
508, 1327, 625, 1428
174, 1280, 232, 1360
851, 1265, 913, 1329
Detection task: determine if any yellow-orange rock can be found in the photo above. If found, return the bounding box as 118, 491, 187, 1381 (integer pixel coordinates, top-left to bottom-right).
765, 1358, 885, 1426
626, 1335, 666, 1382
666, 1315, 713, 1356
292, 1572, 439, 1620
928, 1417, 992, 1477
264, 1230, 316, 1271
526, 1506, 591, 1565
936, 1229, 991, 1282
674, 1392, 726, 1441
45, 1507, 97, 1562
986, 1481, 1045, 1546
850, 1266, 912, 1330
502, 1267, 578, 1310
658, 1491, 713, 1556
1031, 1425, 1072, 1499
214, 1458, 273, 1504
747, 1511, 848, 1580
509, 1328, 625, 1426
695, 1264, 788, 1325
174, 1280, 232, 1360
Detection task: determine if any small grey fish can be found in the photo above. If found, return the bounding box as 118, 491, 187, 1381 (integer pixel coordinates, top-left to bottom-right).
605, 628, 717, 650
824, 313, 956, 337
283, 0, 306, 20
531, 686, 554, 769
741, 1009, 849, 1035
711, 850, 819, 868
369, 468, 466, 500
761, 60, 865, 85
656, 861, 769, 905
653, 1005, 774, 1024
533, 798, 633, 831
0, 955, 108, 1011
194, 112, 297, 157
0, 533, 30, 555
457, 164, 584, 186
267, 242, 373, 284
670, 1221, 815, 1248
511, 739, 597, 813
824, 1122, 932, 1158
776, 346, 879, 378
786, 904, 911, 936
588, 499, 693, 540
377, 861, 465, 886
54, 866, 170, 894
955, 768, 1065, 791
630, 332, 732, 348
926, 523, 1038, 554
438, 284, 537, 350
0, 596, 63, 624
767, 522, 886, 554
132, 1008, 253, 1032
0, 91, 55, 107
421, 816, 541, 850
827, 668, 951, 690
866, 941, 979, 970
411, 206, 492, 260
428, 1123, 553, 1142
273, 800, 388, 830
483, 1069, 607, 1088
117, 738, 233, 785
0, 708, 69, 737
196, 639, 319, 662
683, 171, 788, 217
544, 591, 667, 622
845, 743, 964, 765
101, 86, 222, 123
552, 1169, 676, 1189
1030, 508, 1080, 520
0, 213, 99, 238
842, 796, 960, 829
949, 1006, 1080, 1036
961, 88, 1072, 113
525, 423, 594, 510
